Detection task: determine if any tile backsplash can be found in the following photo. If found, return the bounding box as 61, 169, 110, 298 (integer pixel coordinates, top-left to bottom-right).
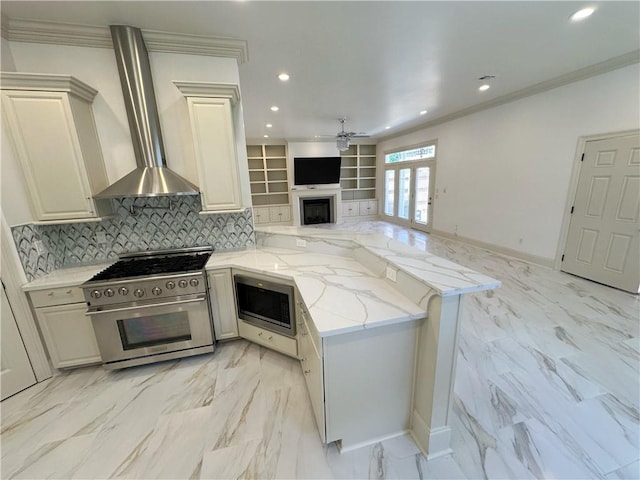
12, 196, 255, 281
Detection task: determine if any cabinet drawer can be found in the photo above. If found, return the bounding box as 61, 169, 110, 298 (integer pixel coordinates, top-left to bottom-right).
238, 320, 298, 357
29, 286, 85, 307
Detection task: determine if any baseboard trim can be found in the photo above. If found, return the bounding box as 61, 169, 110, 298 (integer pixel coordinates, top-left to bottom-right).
337, 430, 408, 453
410, 409, 453, 460
430, 229, 555, 268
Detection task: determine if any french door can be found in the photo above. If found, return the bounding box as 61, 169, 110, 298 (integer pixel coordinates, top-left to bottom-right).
385, 162, 435, 232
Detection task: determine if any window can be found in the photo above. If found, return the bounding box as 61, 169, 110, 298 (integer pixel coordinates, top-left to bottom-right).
385, 145, 435, 164
383, 142, 437, 232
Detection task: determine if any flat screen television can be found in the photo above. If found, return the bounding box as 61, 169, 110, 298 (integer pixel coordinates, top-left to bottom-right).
294, 157, 341, 186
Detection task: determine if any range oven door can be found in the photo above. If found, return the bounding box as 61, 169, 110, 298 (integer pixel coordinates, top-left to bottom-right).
87, 293, 213, 367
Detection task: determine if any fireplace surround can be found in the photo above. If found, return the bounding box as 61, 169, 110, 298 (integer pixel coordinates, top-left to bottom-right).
291, 186, 341, 226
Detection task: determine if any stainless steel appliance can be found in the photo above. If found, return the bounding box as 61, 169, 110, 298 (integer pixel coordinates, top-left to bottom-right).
234, 274, 295, 337
83, 247, 214, 370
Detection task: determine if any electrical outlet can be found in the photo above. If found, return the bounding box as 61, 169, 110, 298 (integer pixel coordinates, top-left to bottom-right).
386, 266, 397, 282
95, 232, 107, 244
296, 238, 307, 248
225, 222, 235, 234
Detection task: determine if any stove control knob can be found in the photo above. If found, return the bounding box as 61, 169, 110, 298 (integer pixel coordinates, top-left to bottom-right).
178, 280, 188, 288
104, 288, 115, 297
118, 287, 129, 296
151, 287, 162, 296
166, 281, 176, 290
90, 289, 102, 299
133, 288, 145, 298
189, 278, 200, 287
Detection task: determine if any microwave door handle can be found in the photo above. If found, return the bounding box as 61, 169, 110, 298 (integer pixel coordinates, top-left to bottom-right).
86, 294, 207, 316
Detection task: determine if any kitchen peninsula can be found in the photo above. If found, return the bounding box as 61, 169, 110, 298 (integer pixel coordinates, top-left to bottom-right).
21, 225, 499, 459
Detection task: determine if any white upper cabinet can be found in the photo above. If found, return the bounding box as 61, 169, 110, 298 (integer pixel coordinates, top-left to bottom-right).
1, 73, 111, 223
175, 82, 247, 214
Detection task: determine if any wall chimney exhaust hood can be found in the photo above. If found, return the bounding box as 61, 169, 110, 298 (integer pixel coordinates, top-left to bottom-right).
95, 25, 198, 198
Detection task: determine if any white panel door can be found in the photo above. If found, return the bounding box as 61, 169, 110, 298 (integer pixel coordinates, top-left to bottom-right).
563, 133, 640, 293
1, 283, 36, 400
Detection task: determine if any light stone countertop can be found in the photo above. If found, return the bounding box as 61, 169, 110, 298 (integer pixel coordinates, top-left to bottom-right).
22, 263, 113, 291
20, 227, 500, 337
205, 247, 426, 337
256, 226, 501, 296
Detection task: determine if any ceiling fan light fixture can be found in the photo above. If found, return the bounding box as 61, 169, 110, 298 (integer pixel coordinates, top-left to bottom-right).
337, 137, 350, 151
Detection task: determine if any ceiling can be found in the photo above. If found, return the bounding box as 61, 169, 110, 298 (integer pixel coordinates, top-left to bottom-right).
2, 1, 639, 143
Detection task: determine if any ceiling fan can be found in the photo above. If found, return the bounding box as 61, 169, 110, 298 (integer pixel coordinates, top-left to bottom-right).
319, 118, 370, 151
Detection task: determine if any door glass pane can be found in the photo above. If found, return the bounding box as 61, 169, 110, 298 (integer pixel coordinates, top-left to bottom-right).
117, 312, 191, 350
414, 167, 430, 225
398, 168, 411, 220
384, 170, 395, 216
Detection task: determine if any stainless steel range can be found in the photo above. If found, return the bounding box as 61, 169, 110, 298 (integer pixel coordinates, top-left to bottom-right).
83, 247, 214, 370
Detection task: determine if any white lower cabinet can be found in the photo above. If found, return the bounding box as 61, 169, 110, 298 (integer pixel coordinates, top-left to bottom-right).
297, 300, 326, 442
29, 286, 101, 369
342, 201, 359, 218
208, 269, 239, 341
252, 205, 292, 224
342, 200, 378, 220
269, 205, 291, 224
253, 206, 271, 225
238, 320, 298, 357
297, 297, 418, 450
359, 200, 378, 216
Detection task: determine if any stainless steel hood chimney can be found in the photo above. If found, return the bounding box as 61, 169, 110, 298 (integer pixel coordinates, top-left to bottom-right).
95, 25, 198, 198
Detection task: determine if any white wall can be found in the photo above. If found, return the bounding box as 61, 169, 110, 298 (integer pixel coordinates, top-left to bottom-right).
2, 41, 249, 225
377, 64, 640, 263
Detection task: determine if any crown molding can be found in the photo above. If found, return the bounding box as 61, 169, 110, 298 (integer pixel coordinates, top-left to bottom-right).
382, 49, 640, 142
173, 81, 240, 104
4, 18, 248, 63
0, 72, 98, 101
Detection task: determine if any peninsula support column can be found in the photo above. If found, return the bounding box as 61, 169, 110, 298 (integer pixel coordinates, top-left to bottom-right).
410, 293, 463, 459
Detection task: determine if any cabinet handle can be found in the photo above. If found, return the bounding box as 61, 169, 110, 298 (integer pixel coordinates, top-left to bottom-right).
48, 292, 54, 296
66, 289, 73, 294
301, 357, 306, 363
304, 369, 311, 375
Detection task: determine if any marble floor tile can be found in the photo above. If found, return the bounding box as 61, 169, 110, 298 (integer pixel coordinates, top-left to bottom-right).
3, 220, 639, 479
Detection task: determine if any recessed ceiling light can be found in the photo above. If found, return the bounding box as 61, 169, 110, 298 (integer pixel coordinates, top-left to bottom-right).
420, 110, 428, 115
570, 7, 595, 22
263, 134, 269, 138
478, 84, 491, 92
266, 123, 272, 128
270, 106, 279, 112
277, 73, 290, 81
385, 126, 391, 130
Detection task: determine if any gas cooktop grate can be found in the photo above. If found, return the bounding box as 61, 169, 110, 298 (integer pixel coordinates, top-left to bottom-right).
90, 252, 211, 282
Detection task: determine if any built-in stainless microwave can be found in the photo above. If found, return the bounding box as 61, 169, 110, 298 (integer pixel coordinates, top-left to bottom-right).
234, 274, 296, 337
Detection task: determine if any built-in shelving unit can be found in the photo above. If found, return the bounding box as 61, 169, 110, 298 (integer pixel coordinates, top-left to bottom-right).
340, 144, 376, 201
246, 144, 289, 206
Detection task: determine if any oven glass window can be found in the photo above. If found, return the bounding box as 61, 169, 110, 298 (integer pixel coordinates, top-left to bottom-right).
117, 312, 192, 350
237, 283, 291, 327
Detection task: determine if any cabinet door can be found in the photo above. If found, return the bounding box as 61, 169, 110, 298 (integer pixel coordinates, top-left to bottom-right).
2, 91, 97, 221
297, 302, 326, 442
269, 205, 291, 223
253, 207, 271, 224
342, 201, 358, 217
208, 269, 239, 340
186, 97, 243, 212
34, 303, 101, 369
359, 200, 378, 216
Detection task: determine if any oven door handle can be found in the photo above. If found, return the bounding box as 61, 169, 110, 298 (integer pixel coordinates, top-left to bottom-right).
86, 294, 207, 316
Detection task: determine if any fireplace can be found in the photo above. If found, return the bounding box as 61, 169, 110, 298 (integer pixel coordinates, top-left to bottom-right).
302, 198, 331, 225
291, 186, 341, 226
